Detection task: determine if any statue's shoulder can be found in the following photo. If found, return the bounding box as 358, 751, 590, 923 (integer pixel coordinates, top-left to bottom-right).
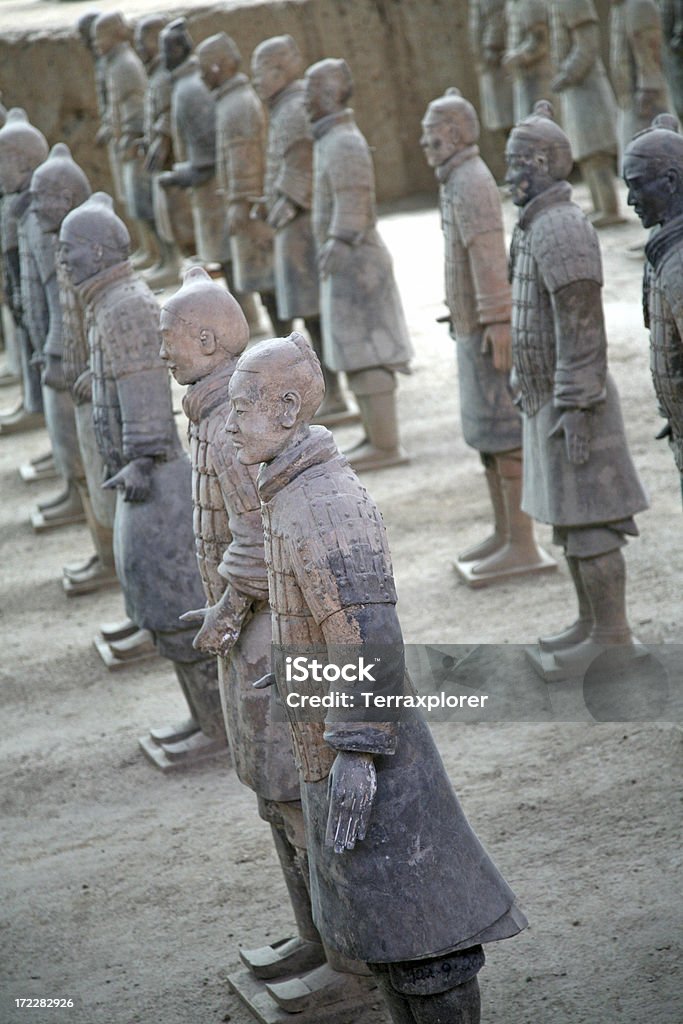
530, 199, 602, 289
562, 0, 599, 30
625, 0, 660, 34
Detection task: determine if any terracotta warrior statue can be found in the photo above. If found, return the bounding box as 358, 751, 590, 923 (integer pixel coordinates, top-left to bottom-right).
610, 0, 672, 160
29, 144, 120, 594
92, 11, 160, 270
0, 94, 21, 392
133, 13, 184, 289
624, 120, 683, 502
305, 58, 413, 471
503, 0, 555, 121
549, 0, 623, 227
506, 103, 648, 677
659, 0, 683, 122
251, 34, 353, 425
58, 193, 227, 766
469, 0, 515, 150
196, 33, 284, 337
226, 332, 528, 1024
159, 268, 369, 1013
421, 90, 554, 586
20, 144, 89, 532
0, 109, 47, 435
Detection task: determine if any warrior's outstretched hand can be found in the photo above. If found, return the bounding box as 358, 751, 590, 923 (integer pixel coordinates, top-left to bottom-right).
180, 585, 252, 657
549, 409, 591, 465
103, 457, 153, 502
325, 751, 377, 854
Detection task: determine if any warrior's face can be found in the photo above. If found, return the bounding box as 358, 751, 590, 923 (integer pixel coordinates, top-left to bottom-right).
93, 21, 118, 58
304, 70, 336, 123
623, 153, 673, 229
251, 54, 286, 102
159, 307, 213, 386
31, 181, 72, 233
227, 369, 295, 465
420, 115, 459, 168
198, 49, 222, 91
57, 230, 95, 286
505, 136, 551, 206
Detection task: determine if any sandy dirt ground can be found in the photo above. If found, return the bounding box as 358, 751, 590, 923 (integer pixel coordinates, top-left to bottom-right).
0, 184, 681, 1024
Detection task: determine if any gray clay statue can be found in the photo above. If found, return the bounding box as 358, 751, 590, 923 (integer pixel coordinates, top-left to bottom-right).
92, 11, 161, 271
610, 0, 672, 160
504, 0, 555, 121
196, 33, 283, 335
133, 14, 184, 289
159, 269, 370, 1014
226, 332, 528, 1024
251, 34, 353, 425
659, 0, 683, 123
549, 0, 624, 226
506, 103, 649, 679
58, 193, 227, 766
21, 144, 89, 532
305, 58, 413, 471
30, 144, 119, 593
421, 90, 555, 586
469, 0, 515, 147
624, 119, 683, 502
0, 109, 48, 434
0, 94, 22, 391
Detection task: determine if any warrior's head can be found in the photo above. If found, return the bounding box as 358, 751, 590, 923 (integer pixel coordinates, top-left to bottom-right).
93, 11, 128, 58
134, 14, 167, 68
421, 88, 480, 169
159, 266, 249, 386
30, 143, 91, 234
623, 118, 683, 229
251, 35, 302, 103
76, 10, 100, 57
58, 192, 130, 286
197, 33, 241, 92
0, 109, 48, 196
304, 58, 352, 125
161, 18, 193, 72
227, 333, 324, 465
505, 100, 573, 207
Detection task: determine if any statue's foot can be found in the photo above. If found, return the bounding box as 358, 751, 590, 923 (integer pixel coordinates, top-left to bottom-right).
465, 540, 557, 583
98, 617, 138, 643
554, 635, 647, 676
148, 717, 199, 747
538, 618, 592, 653
62, 556, 119, 596
159, 729, 228, 764
345, 442, 409, 472
36, 486, 72, 513
0, 406, 44, 435
457, 531, 506, 564
266, 963, 373, 1013
31, 490, 86, 532
0, 366, 20, 388
108, 628, 156, 661
589, 211, 626, 229
240, 936, 326, 980
19, 450, 58, 483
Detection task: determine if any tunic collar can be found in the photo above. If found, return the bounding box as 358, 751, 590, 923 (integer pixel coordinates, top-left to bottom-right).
77, 260, 133, 309
645, 213, 683, 270
170, 54, 198, 83
257, 426, 340, 503
517, 181, 573, 230
310, 108, 354, 141
436, 144, 480, 183
182, 360, 235, 424
215, 71, 249, 101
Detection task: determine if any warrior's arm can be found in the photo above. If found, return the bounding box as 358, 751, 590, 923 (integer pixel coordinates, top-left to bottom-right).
275, 137, 313, 210
554, 20, 600, 87
551, 280, 607, 411
505, 13, 549, 68
628, 2, 669, 94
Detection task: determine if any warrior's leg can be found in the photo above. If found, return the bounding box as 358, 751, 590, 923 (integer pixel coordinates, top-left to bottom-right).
580, 153, 623, 228
305, 314, 352, 422
457, 452, 507, 562
369, 947, 484, 1024
259, 290, 292, 338
539, 552, 592, 651
142, 237, 182, 291
220, 261, 263, 336
343, 367, 409, 471
158, 658, 228, 764
469, 449, 551, 579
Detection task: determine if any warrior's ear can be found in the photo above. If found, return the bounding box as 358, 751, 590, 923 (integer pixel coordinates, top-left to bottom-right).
199, 327, 217, 355
534, 150, 548, 174
281, 389, 302, 428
